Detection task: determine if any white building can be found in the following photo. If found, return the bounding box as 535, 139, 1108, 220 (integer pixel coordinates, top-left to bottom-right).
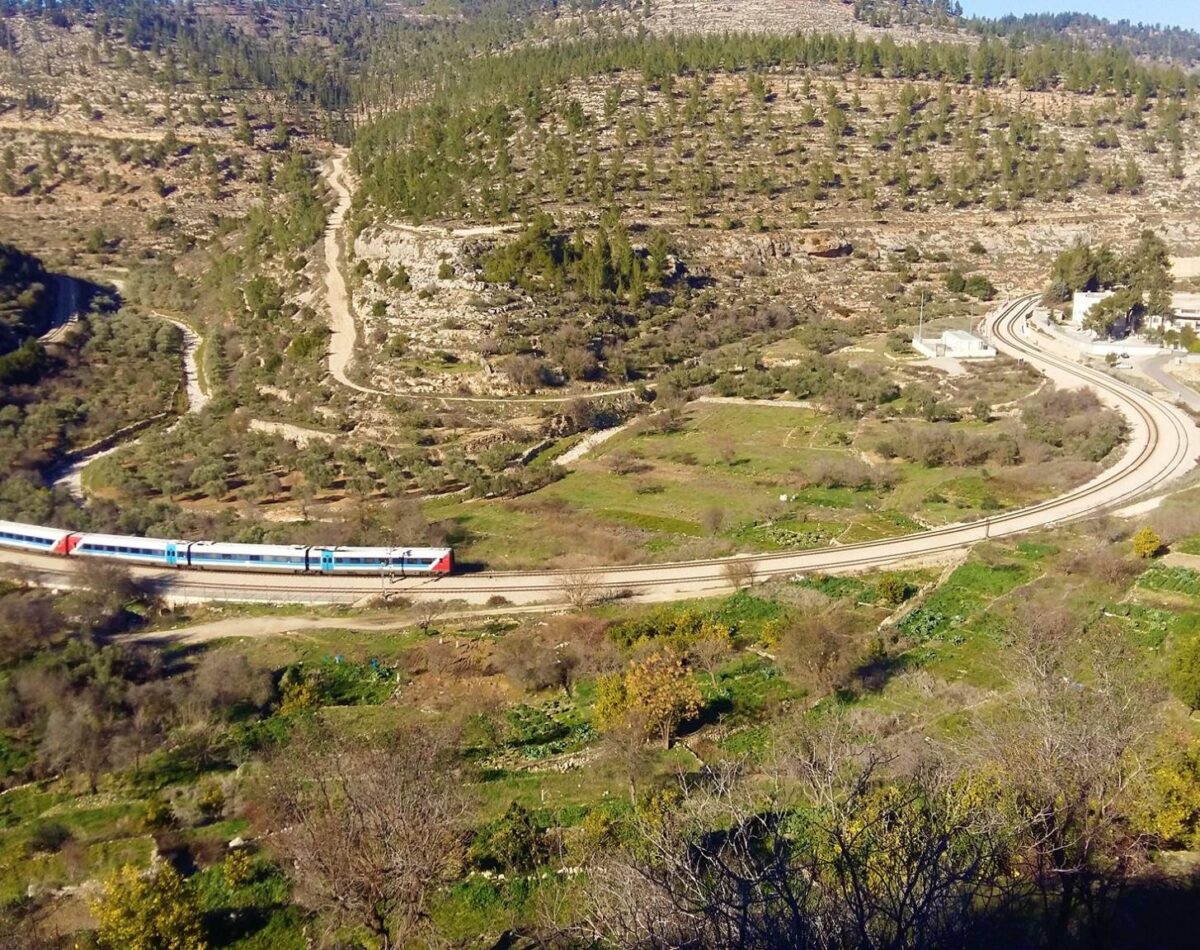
1069, 290, 1115, 329
1145, 293, 1200, 331
1072, 290, 1200, 335
912, 329, 996, 360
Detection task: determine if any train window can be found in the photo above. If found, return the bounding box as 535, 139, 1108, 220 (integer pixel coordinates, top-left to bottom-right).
2, 532, 48, 544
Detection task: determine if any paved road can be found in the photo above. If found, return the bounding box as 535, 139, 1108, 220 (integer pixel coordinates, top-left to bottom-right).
1135, 353, 1200, 412
6, 296, 1199, 607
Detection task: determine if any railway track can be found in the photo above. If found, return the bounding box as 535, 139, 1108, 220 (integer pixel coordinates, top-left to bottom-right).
4, 296, 1198, 606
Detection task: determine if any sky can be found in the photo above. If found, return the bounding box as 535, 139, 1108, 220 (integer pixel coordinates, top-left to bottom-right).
962, 2, 1200, 32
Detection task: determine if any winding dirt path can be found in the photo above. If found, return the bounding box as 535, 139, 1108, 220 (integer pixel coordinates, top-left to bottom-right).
319, 156, 645, 405
53, 314, 208, 496
8, 297, 1200, 608
323, 152, 381, 395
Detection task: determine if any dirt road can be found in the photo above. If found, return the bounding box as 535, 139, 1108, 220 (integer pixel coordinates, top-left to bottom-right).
40, 275, 80, 343
323, 152, 382, 395
52, 315, 209, 495
318, 157, 653, 405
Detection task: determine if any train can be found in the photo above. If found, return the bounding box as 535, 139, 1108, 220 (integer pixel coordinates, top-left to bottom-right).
0, 520, 454, 576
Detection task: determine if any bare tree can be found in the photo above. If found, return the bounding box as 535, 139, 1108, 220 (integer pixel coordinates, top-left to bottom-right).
968, 624, 1161, 946
775, 609, 859, 698
562, 568, 604, 608
496, 628, 562, 692
70, 559, 149, 635
722, 558, 756, 591
701, 505, 726, 534
581, 716, 1013, 950
189, 651, 273, 717
39, 701, 110, 792
411, 598, 448, 635
256, 724, 467, 948
689, 630, 732, 689
0, 592, 62, 664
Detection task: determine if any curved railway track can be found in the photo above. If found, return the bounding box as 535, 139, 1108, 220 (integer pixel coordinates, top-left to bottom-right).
4, 296, 1198, 606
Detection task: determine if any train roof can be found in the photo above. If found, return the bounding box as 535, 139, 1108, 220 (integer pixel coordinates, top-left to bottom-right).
324, 546, 453, 558
188, 541, 311, 555
75, 533, 182, 548
0, 520, 72, 539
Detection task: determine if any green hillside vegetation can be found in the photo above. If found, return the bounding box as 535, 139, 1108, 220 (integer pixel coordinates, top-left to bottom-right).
6, 2, 1200, 947
354, 30, 1195, 227
0, 243, 50, 357
0, 306, 183, 526
3, 515, 1200, 946
1045, 230, 1174, 336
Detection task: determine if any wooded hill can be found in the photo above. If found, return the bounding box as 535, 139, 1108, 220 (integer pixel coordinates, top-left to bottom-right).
0, 242, 49, 356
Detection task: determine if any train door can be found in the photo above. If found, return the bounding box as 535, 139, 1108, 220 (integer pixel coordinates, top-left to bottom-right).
166, 543, 178, 568
320, 549, 334, 573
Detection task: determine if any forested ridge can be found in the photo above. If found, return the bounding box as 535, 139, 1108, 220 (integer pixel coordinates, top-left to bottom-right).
353, 28, 1198, 226
968, 11, 1200, 63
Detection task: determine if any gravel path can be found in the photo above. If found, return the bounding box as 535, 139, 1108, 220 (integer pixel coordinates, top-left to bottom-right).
323, 152, 383, 395
52, 314, 209, 495
120, 603, 562, 645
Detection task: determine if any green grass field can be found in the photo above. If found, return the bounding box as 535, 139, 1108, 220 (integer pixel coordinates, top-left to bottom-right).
429, 402, 1070, 569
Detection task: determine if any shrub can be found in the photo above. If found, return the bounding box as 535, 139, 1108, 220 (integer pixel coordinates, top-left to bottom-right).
27, 820, 72, 854
142, 796, 177, 832
198, 783, 226, 823
876, 574, 914, 607
1170, 635, 1200, 712
222, 848, 256, 889
90, 864, 206, 950
1133, 526, 1163, 559
964, 274, 997, 300
470, 802, 549, 874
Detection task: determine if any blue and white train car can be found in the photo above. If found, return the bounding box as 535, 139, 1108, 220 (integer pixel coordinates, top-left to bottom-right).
317, 546, 454, 575
0, 519, 457, 577
71, 533, 182, 566
186, 542, 311, 573
0, 520, 75, 554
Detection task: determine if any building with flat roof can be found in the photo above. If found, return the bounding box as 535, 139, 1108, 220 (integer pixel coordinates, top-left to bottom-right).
1145, 293, 1200, 331
1069, 290, 1116, 329
912, 329, 996, 360
1072, 290, 1200, 335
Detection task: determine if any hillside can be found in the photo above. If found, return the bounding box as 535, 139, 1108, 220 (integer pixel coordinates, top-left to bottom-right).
348, 30, 1200, 397
0, 243, 50, 355
7, 4, 1200, 950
